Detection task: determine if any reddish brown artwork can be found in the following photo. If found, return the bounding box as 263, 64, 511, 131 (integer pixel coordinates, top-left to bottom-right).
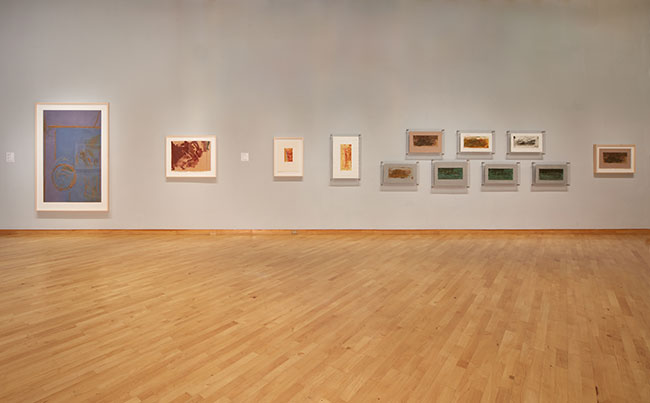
408, 131, 442, 154
284, 148, 293, 162
413, 135, 437, 147
171, 141, 211, 172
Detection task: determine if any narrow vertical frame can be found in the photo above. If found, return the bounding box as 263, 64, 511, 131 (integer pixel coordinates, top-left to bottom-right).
331, 134, 361, 181
35, 102, 109, 212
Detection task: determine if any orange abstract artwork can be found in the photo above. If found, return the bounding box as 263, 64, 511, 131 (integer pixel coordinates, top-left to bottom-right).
284, 148, 293, 162
463, 136, 490, 149
340, 144, 352, 171
388, 168, 412, 179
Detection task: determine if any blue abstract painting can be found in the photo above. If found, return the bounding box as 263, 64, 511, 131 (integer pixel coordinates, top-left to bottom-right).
43, 110, 102, 202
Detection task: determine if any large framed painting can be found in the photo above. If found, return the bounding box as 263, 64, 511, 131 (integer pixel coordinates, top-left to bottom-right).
507, 131, 545, 155
406, 129, 443, 158
482, 162, 519, 187
35, 103, 109, 211
532, 162, 570, 187
381, 162, 418, 186
593, 144, 635, 174
331, 134, 360, 180
166, 136, 217, 177
458, 131, 494, 155
274, 137, 304, 177
432, 160, 470, 188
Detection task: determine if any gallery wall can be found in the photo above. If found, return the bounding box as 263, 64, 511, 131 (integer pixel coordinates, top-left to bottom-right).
1, 0, 649, 229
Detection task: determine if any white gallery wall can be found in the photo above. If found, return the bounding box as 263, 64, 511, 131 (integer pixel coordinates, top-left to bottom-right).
0, 0, 649, 229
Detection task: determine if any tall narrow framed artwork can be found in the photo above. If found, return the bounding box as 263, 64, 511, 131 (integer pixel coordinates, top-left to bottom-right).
381, 162, 418, 186
35, 103, 109, 211
432, 160, 470, 188
166, 136, 217, 177
406, 129, 443, 159
593, 145, 635, 174
457, 131, 494, 158
274, 137, 304, 178
507, 131, 545, 158
532, 162, 570, 188
331, 134, 360, 181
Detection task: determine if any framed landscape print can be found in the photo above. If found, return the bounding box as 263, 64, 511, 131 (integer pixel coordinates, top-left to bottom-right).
406, 129, 443, 158
274, 137, 304, 177
35, 103, 109, 211
432, 160, 470, 188
593, 144, 635, 174
507, 131, 545, 155
458, 131, 494, 155
381, 162, 418, 186
532, 162, 569, 187
482, 162, 519, 186
331, 134, 360, 180
166, 136, 217, 177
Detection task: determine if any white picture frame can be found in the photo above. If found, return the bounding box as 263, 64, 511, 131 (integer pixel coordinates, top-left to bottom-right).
507, 131, 545, 155
165, 135, 217, 178
593, 144, 635, 174
458, 131, 494, 155
331, 134, 360, 180
35, 102, 109, 212
274, 137, 304, 177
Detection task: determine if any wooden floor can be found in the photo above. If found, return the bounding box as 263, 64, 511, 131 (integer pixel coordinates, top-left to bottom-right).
1, 231, 650, 402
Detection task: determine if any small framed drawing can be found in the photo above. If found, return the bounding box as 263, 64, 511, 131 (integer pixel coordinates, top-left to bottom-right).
406, 129, 444, 159
166, 136, 217, 178
432, 160, 470, 188
457, 131, 494, 157
331, 134, 360, 181
35, 102, 109, 211
381, 162, 418, 186
593, 144, 635, 174
274, 137, 304, 178
507, 131, 545, 157
482, 162, 520, 187
532, 162, 570, 188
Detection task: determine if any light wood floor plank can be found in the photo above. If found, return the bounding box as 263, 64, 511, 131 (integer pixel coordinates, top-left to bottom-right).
1, 231, 650, 402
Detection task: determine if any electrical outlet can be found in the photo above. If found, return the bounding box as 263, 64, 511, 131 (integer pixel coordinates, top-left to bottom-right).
5, 152, 15, 163
241, 152, 249, 162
